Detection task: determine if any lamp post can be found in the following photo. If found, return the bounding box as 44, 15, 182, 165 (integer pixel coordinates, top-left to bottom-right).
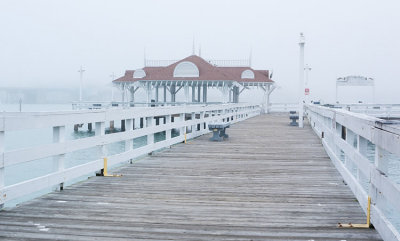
78, 66, 85, 101
298, 33, 305, 128
110, 72, 115, 102
304, 64, 311, 104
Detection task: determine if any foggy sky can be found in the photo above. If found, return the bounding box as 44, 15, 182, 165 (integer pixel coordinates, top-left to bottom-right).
1, 0, 399, 104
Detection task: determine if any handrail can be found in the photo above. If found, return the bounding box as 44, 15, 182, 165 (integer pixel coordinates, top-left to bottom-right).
0, 103, 261, 208
305, 104, 400, 241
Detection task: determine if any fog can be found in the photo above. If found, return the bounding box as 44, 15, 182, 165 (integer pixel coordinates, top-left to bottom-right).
1, 0, 399, 104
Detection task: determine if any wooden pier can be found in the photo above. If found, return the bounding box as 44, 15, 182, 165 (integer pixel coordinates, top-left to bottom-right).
0, 114, 382, 240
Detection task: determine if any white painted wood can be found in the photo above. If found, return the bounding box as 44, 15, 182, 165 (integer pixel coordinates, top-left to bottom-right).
0, 104, 260, 207
306, 104, 400, 241
0, 130, 4, 206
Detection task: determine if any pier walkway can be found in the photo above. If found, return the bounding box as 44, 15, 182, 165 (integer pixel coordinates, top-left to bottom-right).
0, 114, 381, 240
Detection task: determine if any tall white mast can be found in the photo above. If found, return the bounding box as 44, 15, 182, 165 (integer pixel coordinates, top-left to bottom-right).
298, 33, 305, 128
78, 66, 85, 101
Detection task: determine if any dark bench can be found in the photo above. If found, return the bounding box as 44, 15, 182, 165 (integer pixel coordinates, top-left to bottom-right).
289, 111, 299, 126
208, 122, 230, 141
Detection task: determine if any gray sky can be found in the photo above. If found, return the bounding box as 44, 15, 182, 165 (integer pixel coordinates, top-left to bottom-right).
1, 0, 399, 103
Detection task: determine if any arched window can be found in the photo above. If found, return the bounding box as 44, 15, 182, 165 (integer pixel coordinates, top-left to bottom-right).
241, 69, 255, 79
173, 61, 199, 77
133, 69, 146, 78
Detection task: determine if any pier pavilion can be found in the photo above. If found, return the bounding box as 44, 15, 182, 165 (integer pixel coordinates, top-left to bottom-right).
112, 55, 276, 113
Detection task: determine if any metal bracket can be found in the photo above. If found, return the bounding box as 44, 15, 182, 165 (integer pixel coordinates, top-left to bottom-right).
338, 196, 371, 228
102, 158, 122, 177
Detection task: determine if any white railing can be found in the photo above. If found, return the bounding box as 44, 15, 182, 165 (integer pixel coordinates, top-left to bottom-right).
335, 104, 400, 118
306, 104, 400, 241
72, 101, 223, 110
0, 103, 261, 208
269, 103, 298, 113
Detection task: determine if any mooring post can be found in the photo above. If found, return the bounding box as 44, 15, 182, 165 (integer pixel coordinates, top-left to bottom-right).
53, 126, 65, 191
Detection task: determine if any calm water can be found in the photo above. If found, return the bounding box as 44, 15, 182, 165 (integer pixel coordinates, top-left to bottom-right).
1, 104, 399, 231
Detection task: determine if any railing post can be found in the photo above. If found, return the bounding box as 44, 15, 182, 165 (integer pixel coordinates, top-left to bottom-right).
0, 129, 4, 208
53, 126, 65, 191
191, 112, 196, 135
146, 117, 154, 146
180, 113, 185, 139
125, 119, 133, 157
374, 146, 390, 175
95, 121, 106, 159
165, 115, 171, 141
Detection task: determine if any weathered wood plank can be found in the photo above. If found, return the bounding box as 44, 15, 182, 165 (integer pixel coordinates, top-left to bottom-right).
0, 114, 382, 240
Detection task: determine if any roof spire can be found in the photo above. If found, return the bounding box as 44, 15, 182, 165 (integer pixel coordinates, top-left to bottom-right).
249, 47, 253, 67
192, 35, 195, 55
199, 44, 202, 57
144, 47, 147, 67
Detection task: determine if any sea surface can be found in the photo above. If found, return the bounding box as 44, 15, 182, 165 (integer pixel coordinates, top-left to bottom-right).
1, 103, 399, 231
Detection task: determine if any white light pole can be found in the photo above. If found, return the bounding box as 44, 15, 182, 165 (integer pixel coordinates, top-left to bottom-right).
304, 64, 311, 104
110, 72, 115, 102
298, 33, 305, 128
78, 66, 85, 101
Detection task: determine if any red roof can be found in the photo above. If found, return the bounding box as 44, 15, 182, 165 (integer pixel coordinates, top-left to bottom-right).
113, 55, 273, 83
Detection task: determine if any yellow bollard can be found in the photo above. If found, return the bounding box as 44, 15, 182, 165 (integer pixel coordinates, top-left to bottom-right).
102, 157, 122, 177
338, 196, 371, 228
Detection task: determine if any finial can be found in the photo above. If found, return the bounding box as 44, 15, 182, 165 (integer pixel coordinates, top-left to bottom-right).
249, 47, 253, 67
299, 32, 305, 44
199, 44, 202, 57
192, 36, 195, 55
144, 47, 147, 66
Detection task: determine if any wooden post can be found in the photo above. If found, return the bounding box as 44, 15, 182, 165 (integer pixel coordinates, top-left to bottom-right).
95, 121, 106, 163
180, 113, 185, 139
109, 121, 114, 132
163, 85, 167, 103
192, 86, 196, 102
53, 126, 65, 191
121, 120, 126, 132
125, 119, 133, 156
191, 112, 196, 135
166, 115, 171, 141
197, 85, 201, 102
88, 123, 92, 132
146, 117, 154, 146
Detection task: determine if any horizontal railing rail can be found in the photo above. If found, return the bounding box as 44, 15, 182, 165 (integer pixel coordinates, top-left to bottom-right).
71, 101, 224, 110
334, 104, 400, 118
0, 103, 261, 208
305, 104, 400, 241
269, 103, 298, 113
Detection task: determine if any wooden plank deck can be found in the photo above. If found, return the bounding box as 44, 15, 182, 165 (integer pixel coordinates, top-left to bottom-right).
0, 114, 382, 240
